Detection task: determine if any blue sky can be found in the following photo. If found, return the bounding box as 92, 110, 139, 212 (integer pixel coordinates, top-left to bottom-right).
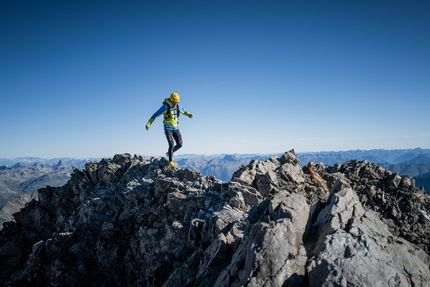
1, 0, 429, 159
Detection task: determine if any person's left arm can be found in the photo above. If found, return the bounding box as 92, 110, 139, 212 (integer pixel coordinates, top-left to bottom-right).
178, 105, 193, 118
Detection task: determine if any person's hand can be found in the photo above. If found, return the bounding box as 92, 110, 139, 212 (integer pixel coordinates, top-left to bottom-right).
189, 114, 194, 118
146, 125, 150, 131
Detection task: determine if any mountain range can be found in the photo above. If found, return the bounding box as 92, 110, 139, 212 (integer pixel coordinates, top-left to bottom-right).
0, 157, 99, 168
0, 159, 95, 226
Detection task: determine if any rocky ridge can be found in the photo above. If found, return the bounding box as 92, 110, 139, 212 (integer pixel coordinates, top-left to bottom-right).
0, 150, 429, 286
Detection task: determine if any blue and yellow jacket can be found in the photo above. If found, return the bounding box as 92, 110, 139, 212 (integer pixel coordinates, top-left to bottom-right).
146, 98, 192, 130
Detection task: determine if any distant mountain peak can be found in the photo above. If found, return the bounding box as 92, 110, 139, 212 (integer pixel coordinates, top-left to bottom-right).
55, 160, 67, 167
222, 154, 237, 161
12, 162, 27, 169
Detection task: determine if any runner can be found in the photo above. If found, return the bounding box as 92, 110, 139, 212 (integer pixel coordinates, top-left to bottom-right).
146, 92, 193, 168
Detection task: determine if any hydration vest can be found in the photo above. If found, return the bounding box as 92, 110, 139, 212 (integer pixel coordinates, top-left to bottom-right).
163, 99, 180, 120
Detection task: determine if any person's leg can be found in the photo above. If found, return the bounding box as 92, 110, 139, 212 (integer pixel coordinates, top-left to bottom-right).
172, 130, 183, 153
164, 130, 174, 162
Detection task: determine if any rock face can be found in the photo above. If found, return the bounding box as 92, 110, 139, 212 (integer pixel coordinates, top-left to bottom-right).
0, 150, 429, 287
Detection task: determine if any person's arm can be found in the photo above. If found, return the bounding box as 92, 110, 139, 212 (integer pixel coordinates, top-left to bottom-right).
146, 105, 167, 130
178, 105, 193, 118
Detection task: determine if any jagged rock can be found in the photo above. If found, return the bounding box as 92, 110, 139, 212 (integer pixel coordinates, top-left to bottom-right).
307, 178, 430, 287
214, 192, 309, 286
327, 159, 430, 253
0, 150, 429, 287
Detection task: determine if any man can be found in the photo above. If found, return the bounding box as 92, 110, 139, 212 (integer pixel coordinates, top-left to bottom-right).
146, 92, 193, 168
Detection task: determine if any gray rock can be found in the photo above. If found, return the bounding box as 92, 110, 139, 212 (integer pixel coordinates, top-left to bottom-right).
307, 178, 430, 287
214, 191, 309, 286
0, 150, 429, 287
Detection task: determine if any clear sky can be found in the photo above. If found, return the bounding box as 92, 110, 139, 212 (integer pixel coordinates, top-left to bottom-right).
1, 0, 429, 159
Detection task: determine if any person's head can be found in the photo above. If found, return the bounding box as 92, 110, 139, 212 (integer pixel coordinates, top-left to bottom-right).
170, 92, 180, 105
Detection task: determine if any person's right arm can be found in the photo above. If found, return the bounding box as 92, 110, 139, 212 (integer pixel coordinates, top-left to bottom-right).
146, 105, 167, 130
